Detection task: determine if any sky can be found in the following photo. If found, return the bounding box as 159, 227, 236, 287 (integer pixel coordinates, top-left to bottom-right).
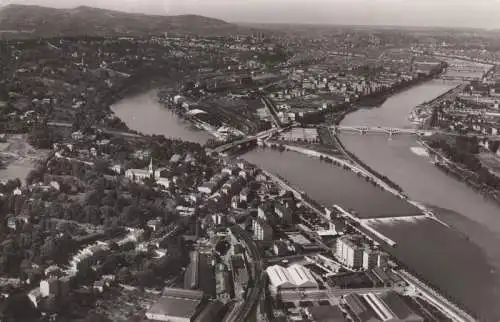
3, 0, 500, 29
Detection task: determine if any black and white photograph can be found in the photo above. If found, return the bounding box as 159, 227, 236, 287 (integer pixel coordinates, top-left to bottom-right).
0, 0, 498, 321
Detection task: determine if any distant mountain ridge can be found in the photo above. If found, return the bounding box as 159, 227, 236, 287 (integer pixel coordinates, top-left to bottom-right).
0, 4, 242, 37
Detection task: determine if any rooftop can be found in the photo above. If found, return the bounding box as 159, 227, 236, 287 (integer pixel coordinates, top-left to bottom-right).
306, 305, 348, 322
147, 288, 205, 319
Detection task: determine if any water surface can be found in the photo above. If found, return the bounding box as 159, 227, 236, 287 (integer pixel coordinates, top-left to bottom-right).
111, 89, 211, 144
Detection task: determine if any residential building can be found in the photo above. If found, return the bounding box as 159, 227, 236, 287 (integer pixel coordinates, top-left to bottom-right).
40, 278, 59, 297
275, 203, 294, 225
252, 218, 273, 242
7, 216, 29, 230
336, 237, 364, 269
147, 218, 162, 231
363, 248, 380, 270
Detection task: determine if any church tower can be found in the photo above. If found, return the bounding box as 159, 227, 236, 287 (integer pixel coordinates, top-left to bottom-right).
148, 158, 154, 178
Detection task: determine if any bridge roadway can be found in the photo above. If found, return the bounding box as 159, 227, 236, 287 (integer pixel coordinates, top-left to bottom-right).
213, 128, 282, 153
331, 125, 434, 136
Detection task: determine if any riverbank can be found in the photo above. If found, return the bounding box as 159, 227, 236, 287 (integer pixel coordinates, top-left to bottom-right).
409, 83, 464, 127
419, 139, 500, 206
334, 75, 446, 127
353, 68, 445, 107
111, 89, 212, 144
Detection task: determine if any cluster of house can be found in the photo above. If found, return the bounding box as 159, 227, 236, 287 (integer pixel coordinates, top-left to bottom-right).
27, 265, 115, 309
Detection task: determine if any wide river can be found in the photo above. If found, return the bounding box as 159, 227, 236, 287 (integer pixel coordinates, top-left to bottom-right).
111, 89, 212, 145
113, 83, 500, 321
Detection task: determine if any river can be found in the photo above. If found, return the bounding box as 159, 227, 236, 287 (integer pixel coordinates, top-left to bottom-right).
247, 81, 500, 320
113, 82, 500, 320
111, 89, 211, 144
339, 81, 500, 321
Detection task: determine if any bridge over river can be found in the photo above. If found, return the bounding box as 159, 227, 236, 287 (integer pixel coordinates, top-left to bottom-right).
331, 125, 434, 137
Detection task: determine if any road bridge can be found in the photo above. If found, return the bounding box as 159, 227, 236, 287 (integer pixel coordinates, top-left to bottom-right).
331, 125, 434, 137
213, 128, 281, 154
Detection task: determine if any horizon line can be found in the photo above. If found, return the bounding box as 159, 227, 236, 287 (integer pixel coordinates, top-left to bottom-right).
2, 3, 499, 32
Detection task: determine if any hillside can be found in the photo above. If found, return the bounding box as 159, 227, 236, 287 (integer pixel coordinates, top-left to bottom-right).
0, 4, 241, 37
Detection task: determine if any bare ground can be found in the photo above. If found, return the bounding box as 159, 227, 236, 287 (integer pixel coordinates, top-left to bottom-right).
0, 134, 49, 181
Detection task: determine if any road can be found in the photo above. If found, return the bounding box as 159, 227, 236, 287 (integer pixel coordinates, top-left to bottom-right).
213, 127, 282, 154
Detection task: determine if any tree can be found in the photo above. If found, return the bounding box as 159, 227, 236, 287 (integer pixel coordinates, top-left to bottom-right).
0, 292, 39, 322
40, 237, 58, 261
26, 167, 45, 186
489, 141, 500, 153
76, 258, 97, 283
136, 269, 156, 289
80, 312, 112, 322
27, 123, 54, 149
84, 205, 101, 225
93, 159, 111, 175
116, 267, 132, 284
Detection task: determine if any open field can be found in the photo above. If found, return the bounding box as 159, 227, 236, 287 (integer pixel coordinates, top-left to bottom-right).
0, 135, 49, 181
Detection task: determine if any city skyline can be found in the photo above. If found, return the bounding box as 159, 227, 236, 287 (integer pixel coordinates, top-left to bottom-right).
3, 0, 500, 29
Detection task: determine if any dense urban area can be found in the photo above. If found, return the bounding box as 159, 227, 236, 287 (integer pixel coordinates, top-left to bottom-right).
0, 3, 500, 322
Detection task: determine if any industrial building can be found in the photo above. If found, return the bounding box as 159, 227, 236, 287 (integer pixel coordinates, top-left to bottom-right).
306, 305, 348, 322
266, 264, 318, 294
184, 251, 216, 298
146, 288, 206, 322
343, 292, 424, 322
